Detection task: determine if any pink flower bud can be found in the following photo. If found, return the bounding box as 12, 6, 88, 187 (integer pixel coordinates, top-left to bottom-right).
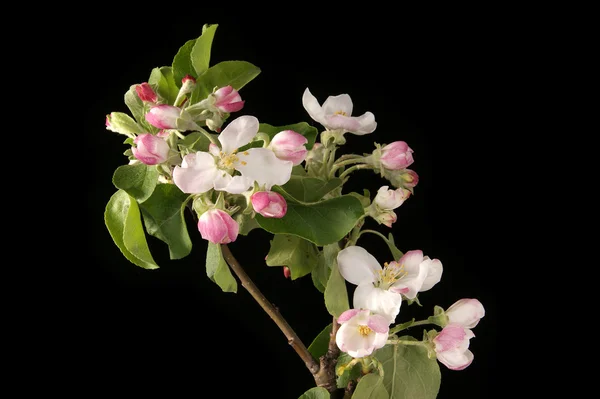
433, 324, 475, 370
105, 115, 111, 128
445, 299, 485, 329
131, 133, 170, 165
269, 130, 309, 166
374, 186, 410, 210
197, 209, 239, 244
135, 82, 158, 103
182, 74, 196, 84
380, 141, 414, 170
214, 85, 244, 113
400, 169, 419, 188
374, 211, 397, 227
283, 266, 291, 279
145, 105, 182, 130
251, 191, 287, 218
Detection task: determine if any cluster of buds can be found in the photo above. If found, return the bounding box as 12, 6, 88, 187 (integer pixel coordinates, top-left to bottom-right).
365, 141, 419, 193
365, 185, 412, 227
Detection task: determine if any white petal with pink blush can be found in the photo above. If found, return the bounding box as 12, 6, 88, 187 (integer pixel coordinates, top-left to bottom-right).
335, 309, 389, 358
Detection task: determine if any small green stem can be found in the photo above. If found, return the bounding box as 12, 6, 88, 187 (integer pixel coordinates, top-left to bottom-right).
389, 319, 432, 334
357, 229, 389, 243
329, 158, 367, 178
196, 126, 219, 145
339, 164, 375, 180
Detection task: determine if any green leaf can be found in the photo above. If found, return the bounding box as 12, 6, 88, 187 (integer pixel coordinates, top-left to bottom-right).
298, 387, 330, 399
324, 246, 348, 317
206, 243, 237, 293
149, 66, 179, 105
124, 85, 145, 124
112, 163, 158, 203
265, 234, 319, 280
259, 122, 318, 150
178, 131, 213, 153
276, 176, 343, 203
108, 112, 146, 135
353, 373, 389, 399
172, 38, 197, 88
190, 60, 261, 104
104, 189, 159, 269
336, 353, 363, 389
374, 338, 441, 399
307, 323, 332, 360
191, 24, 218, 76
255, 195, 364, 246
311, 251, 331, 293
138, 183, 192, 260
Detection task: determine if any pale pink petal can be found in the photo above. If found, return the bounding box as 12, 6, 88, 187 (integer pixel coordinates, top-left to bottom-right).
351, 112, 377, 134
338, 308, 362, 324
367, 314, 390, 334
354, 283, 402, 324
173, 152, 219, 194
235, 148, 293, 190
213, 173, 253, 194
420, 258, 443, 292
322, 93, 353, 116
218, 115, 259, 154
437, 349, 474, 371
446, 299, 485, 329
337, 246, 381, 285
372, 330, 389, 350
302, 88, 326, 126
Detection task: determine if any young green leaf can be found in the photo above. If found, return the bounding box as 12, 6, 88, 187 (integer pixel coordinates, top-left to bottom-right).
311, 251, 331, 293
189, 61, 261, 104
307, 323, 332, 360
172, 38, 197, 88
149, 67, 179, 105
206, 243, 238, 293
124, 85, 145, 124
298, 387, 330, 399
107, 112, 146, 136
276, 176, 343, 203
139, 183, 192, 260
324, 256, 349, 318
265, 234, 319, 279
104, 189, 159, 269
352, 373, 389, 399
255, 195, 364, 246
191, 24, 218, 76
374, 338, 441, 399
112, 163, 158, 203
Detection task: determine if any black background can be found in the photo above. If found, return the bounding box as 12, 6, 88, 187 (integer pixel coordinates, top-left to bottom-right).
86, 6, 497, 398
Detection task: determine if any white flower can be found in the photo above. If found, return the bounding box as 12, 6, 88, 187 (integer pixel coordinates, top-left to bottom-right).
173, 115, 293, 194
433, 324, 475, 370
335, 309, 389, 358
374, 186, 410, 210
445, 299, 485, 329
302, 88, 377, 135
337, 246, 443, 323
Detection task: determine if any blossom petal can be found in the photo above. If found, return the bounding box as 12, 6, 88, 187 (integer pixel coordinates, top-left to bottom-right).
338, 309, 362, 324
173, 152, 219, 194
367, 314, 390, 334
218, 115, 259, 154
235, 148, 292, 190
302, 88, 326, 126
322, 93, 353, 116
354, 283, 402, 324
420, 258, 443, 292
213, 173, 253, 194
351, 112, 377, 134
337, 246, 381, 285
437, 348, 474, 371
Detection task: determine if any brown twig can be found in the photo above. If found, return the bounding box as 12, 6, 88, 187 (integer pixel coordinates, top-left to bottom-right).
221, 244, 320, 374
313, 316, 341, 392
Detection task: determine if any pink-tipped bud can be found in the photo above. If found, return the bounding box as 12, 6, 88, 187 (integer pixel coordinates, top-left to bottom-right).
374, 211, 397, 227
197, 209, 239, 244
182, 74, 196, 84
380, 141, 414, 170
214, 85, 245, 113
433, 324, 475, 371
145, 105, 181, 130
131, 133, 170, 165
269, 130, 309, 166
374, 186, 410, 210
283, 266, 291, 279
445, 299, 485, 329
251, 191, 287, 218
400, 169, 419, 188
105, 115, 111, 128
135, 82, 158, 103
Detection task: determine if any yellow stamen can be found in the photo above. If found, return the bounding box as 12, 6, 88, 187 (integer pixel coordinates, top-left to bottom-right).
358, 325, 372, 337
241, 161, 247, 165
219, 153, 239, 169
243, 151, 249, 155
334, 110, 348, 116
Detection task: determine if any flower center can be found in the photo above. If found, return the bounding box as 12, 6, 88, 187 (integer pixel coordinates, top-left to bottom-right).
334, 110, 347, 116
358, 325, 372, 337
218, 150, 239, 169
377, 262, 407, 289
